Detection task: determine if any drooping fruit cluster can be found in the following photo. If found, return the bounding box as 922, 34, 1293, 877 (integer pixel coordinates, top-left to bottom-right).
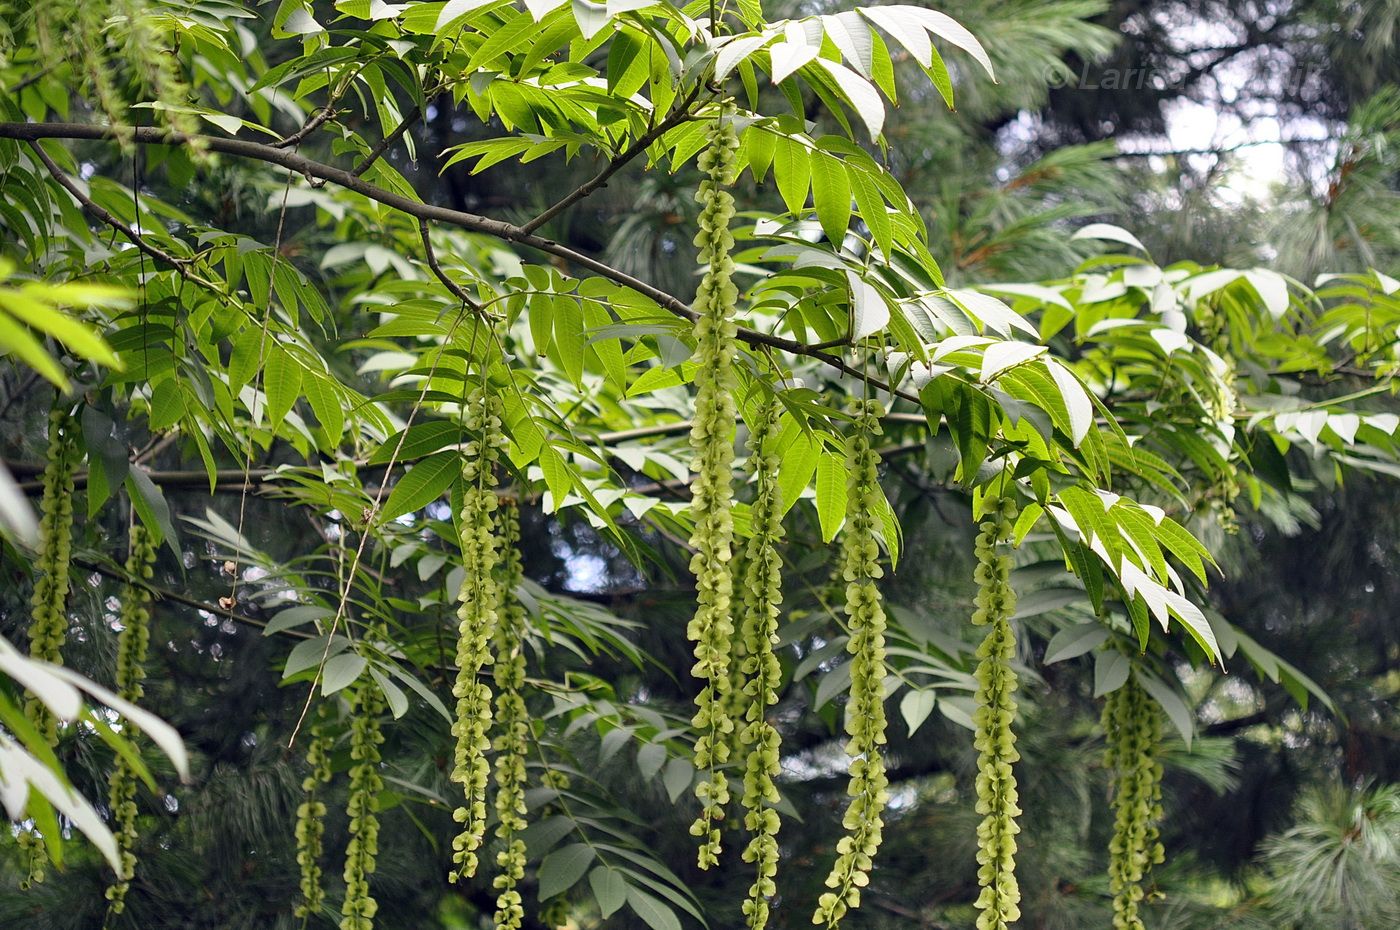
294, 713, 334, 921
1103, 674, 1165, 930
341, 683, 385, 930
813, 399, 890, 928
104, 521, 158, 917
491, 500, 530, 930
451, 384, 508, 882
970, 494, 1023, 930
26, 408, 80, 740
738, 401, 785, 930
19, 407, 79, 889
685, 103, 742, 870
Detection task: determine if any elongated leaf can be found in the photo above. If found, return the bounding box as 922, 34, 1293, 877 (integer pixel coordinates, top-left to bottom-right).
381, 450, 458, 521
1043, 623, 1108, 663
321, 653, 367, 695
627, 885, 683, 930
590, 866, 628, 918
815, 447, 846, 542
538, 842, 595, 901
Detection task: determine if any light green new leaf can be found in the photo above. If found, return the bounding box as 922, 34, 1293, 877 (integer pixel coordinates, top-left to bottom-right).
815, 447, 846, 542
811, 147, 852, 243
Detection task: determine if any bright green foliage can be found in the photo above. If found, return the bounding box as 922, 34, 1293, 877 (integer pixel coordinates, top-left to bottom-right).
451, 384, 507, 882
686, 104, 741, 871
491, 501, 529, 930
294, 716, 333, 921
22, 0, 195, 135
25, 407, 78, 740
970, 494, 1022, 930
738, 400, 786, 930
341, 683, 385, 930
1103, 675, 1165, 930
813, 400, 890, 928
102, 521, 157, 918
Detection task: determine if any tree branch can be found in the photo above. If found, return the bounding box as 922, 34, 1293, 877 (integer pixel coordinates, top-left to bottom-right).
27, 141, 190, 269
520, 85, 704, 235
274, 105, 336, 149
70, 555, 306, 639
418, 218, 485, 313
0, 122, 917, 405
351, 103, 422, 177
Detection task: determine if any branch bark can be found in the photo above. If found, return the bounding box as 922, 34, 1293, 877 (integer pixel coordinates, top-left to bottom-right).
0, 121, 917, 405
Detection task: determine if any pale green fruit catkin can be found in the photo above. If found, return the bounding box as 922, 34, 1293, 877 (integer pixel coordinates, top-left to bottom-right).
450, 384, 508, 882
686, 102, 742, 871
1103, 674, 1165, 930
26, 407, 79, 738
970, 494, 1022, 930
491, 501, 529, 930
813, 399, 890, 928
294, 712, 334, 921
738, 401, 785, 930
341, 682, 385, 930
103, 522, 158, 918
19, 407, 79, 889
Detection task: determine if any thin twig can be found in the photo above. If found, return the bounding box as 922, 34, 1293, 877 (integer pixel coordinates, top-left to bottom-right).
70, 555, 307, 638
27, 141, 190, 268
520, 84, 705, 235
351, 104, 423, 177
0, 122, 918, 405
418, 219, 485, 313
274, 105, 337, 149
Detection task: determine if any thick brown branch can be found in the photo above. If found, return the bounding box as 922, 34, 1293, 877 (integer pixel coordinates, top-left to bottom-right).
0, 122, 917, 405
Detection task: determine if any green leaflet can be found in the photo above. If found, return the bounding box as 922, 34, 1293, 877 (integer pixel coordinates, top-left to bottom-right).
813, 399, 890, 928
970, 494, 1022, 930
1103, 674, 1166, 930
686, 104, 742, 871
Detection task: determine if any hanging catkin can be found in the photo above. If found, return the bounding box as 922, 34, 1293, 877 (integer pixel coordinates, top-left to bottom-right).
813, 399, 890, 928
294, 714, 333, 921
970, 494, 1022, 930
686, 102, 742, 870
19, 407, 79, 889
341, 683, 385, 930
103, 522, 157, 918
450, 384, 507, 882
26, 408, 80, 739
738, 401, 785, 930
1103, 674, 1165, 930
491, 501, 529, 930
